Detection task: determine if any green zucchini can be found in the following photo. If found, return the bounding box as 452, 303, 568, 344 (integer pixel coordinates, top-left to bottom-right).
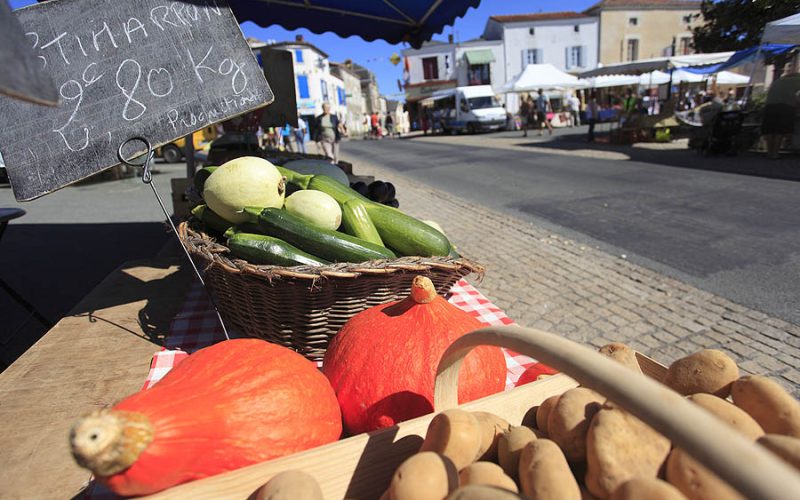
280, 169, 452, 257
192, 204, 232, 235
227, 232, 329, 267
341, 199, 384, 246
365, 203, 451, 257
244, 207, 396, 263
193, 166, 217, 194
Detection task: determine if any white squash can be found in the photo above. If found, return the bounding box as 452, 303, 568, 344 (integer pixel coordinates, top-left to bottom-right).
204, 156, 285, 223
284, 190, 342, 230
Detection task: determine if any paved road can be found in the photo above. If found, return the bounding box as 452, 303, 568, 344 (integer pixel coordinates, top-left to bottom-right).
343, 131, 800, 326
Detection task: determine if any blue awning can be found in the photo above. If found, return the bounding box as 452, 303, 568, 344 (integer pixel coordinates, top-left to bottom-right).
228, 0, 482, 49
681, 44, 798, 75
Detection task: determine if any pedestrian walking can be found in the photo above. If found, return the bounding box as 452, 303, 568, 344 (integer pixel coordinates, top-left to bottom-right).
314, 103, 342, 163
762, 71, 800, 159
519, 94, 531, 137
586, 90, 598, 143
370, 112, 380, 139
536, 89, 553, 136
385, 113, 394, 138
280, 123, 292, 151
295, 116, 307, 154
568, 93, 581, 127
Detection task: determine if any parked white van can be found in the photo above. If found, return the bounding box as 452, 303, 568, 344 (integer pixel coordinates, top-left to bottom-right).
430, 85, 506, 133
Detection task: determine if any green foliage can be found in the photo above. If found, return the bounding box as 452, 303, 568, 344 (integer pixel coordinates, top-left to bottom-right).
692, 0, 800, 53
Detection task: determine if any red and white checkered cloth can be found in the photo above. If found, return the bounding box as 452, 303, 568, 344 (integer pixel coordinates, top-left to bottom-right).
143, 279, 544, 390
86, 279, 549, 499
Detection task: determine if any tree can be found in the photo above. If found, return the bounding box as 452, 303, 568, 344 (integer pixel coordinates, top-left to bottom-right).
692, 0, 800, 53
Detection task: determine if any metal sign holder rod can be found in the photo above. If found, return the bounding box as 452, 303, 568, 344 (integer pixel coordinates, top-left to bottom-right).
117, 136, 230, 341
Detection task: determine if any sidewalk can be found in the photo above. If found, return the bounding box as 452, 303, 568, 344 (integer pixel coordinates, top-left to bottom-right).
400, 127, 800, 181
339, 149, 800, 397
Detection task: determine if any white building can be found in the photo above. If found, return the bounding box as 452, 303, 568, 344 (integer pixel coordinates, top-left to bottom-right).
402, 35, 506, 128
331, 61, 367, 135
266, 36, 347, 127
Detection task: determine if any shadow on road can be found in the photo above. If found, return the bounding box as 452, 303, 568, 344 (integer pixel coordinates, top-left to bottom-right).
0, 222, 172, 370
512, 130, 800, 182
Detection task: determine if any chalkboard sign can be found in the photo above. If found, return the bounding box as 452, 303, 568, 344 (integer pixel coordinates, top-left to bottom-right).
0, 0, 273, 201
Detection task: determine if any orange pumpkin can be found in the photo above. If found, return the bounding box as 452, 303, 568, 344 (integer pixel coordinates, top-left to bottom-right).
70, 339, 342, 496
323, 276, 506, 435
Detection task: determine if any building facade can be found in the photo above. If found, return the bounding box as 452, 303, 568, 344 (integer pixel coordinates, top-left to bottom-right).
586, 0, 702, 65
330, 61, 367, 135
351, 63, 382, 115
483, 12, 599, 77
262, 36, 347, 127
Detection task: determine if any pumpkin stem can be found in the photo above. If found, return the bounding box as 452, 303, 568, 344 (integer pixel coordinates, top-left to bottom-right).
410, 276, 437, 304
70, 409, 154, 477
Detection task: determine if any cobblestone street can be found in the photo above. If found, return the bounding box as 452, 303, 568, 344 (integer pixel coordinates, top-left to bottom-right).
341, 149, 800, 397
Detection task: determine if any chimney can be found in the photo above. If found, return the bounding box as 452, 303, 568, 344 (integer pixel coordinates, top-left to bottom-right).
448, 34, 454, 44
295, 34, 303, 42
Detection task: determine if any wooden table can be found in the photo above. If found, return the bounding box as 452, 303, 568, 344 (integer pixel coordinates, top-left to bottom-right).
0, 258, 191, 499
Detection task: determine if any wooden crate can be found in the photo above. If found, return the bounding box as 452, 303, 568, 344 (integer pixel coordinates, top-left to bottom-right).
145, 326, 800, 500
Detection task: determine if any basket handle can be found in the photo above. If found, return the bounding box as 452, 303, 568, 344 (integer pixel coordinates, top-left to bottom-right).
433, 325, 800, 500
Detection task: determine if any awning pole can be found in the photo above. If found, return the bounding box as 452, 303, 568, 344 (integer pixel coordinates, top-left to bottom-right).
742, 43, 764, 106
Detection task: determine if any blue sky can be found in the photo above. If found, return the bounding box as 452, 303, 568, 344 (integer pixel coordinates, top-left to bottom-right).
10, 0, 597, 99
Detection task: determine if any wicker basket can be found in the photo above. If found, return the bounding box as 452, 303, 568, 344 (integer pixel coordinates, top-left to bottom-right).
178, 221, 484, 360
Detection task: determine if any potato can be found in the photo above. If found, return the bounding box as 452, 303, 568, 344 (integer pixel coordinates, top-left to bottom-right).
518, 439, 581, 500
535, 395, 560, 434
472, 412, 511, 462
585, 406, 671, 498
598, 343, 642, 374
547, 387, 605, 462
389, 451, 459, 500
498, 425, 537, 482
687, 393, 764, 440
609, 477, 687, 500
446, 484, 525, 499
731, 375, 800, 438
665, 448, 743, 500
255, 470, 323, 500
420, 410, 483, 470
459, 462, 519, 493
663, 349, 739, 397
758, 434, 800, 470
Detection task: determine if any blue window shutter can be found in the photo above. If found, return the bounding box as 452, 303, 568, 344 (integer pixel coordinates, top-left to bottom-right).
297, 75, 309, 98
295, 49, 304, 63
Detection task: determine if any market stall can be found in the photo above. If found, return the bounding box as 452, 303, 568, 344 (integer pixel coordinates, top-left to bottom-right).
2, 1, 800, 499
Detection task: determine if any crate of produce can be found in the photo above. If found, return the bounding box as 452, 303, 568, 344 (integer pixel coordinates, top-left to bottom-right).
134, 325, 800, 500
180, 157, 483, 361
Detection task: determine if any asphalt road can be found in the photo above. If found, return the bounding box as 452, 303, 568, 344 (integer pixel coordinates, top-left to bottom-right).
343, 130, 800, 326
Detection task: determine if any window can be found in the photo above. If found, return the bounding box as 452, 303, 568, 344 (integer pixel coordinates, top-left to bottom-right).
297, 75, 309, 98
574, 25, 580, 32
468, 95, 500, 110
321, 80, 329, 102
422, 57, 439, 80
629, 17, 638, 26
523, 48, 542, 65
468, 64, 491, 85
294, 49, 304, 63
626, 39, 639, 62
460, 98, 470, 113
679, 37, 693, 55
565, 46, 585, 69
529, 27, 535, 35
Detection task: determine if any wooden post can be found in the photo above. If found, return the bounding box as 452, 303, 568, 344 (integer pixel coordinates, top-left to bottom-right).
184, 133, 195, 178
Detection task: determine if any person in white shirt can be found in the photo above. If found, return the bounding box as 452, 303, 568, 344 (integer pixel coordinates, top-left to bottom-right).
568, 94, 581, 127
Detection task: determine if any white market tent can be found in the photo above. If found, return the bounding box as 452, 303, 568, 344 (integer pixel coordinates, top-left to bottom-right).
671, 69, 750, 85
578, 51, 735, 78
580, 74, 639, 89
639, 70, 671, 86
763, 12, 800, 44
500, 63, 587, 93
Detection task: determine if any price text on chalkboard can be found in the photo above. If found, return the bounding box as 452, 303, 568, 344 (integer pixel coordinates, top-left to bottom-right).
0, 0, 273, 201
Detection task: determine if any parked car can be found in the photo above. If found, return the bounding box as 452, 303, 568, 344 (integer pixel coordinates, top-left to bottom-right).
155, 126, 218, 163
